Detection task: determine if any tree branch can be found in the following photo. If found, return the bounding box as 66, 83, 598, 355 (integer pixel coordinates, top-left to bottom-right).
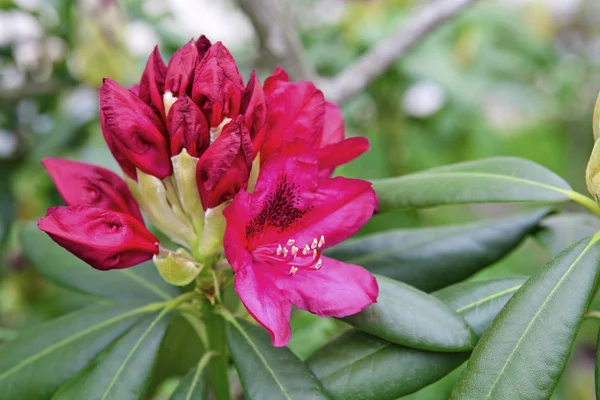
321, 0, 480, 104
235, 0, 316, 81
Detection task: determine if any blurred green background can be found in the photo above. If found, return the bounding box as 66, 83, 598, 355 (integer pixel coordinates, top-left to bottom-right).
1, 0, 600, 398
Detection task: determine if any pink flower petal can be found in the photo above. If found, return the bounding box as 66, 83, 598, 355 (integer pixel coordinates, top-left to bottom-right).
276, 256, 378, 317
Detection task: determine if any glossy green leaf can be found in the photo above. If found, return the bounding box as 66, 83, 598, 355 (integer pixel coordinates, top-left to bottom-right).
53, 312, 169, 400
450, 234, 600, 400
226, 317, 330, 400
433, 277, 527, 338
148, 314, 205, 395
169, 353, 211, 400
307, 330, 468, 400
372, 157, 572, 212
343, 275, 476, 351
327, 210, 548, 291
21, 222, 178, 301
0, 302, 156, 400
307, 277, 525, 400
536, 212, 600, 256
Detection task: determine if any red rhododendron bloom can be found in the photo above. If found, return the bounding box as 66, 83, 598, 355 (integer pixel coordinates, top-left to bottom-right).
38, 34, 379, 327
223, 147, 379, 346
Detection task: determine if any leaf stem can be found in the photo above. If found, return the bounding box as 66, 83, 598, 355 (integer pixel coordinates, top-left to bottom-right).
202, 300, 232, 400
567, 191, 600, 218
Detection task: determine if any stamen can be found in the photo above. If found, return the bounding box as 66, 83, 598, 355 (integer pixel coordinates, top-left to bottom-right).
287, 239, 295, 245
311, 238, 318, 249
253, 241, 324, 277
315, 259, 322, 270
318, 235, 325, 248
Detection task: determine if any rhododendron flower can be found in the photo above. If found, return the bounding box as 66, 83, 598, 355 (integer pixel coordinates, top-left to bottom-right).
261, 67, 370, 177
38, 159, 158, 270
223, 147, 379, 346
37, 33, 377, 307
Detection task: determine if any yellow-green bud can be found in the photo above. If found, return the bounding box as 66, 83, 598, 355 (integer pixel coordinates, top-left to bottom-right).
586, 140, 600, 202
587, 91, 600, 202
153, 252, 201, 286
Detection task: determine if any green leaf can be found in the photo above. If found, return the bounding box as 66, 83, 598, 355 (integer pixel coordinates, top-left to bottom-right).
306, 277, 529, 400
307, 330, 468, 400
21, 222, 178, 301
450, 234, 600, 399
169, 353, 212, 400
433, 277, 527, 338
372, 157, 572, 212
536, 212, 600, 256
53, 311, 169, 400
327, 210, 548, 291
0, 302, 156, 400
226, 317, 330, 400
288, 310, 341, 360
148, 314, 205, 394
343, 275, 476, 351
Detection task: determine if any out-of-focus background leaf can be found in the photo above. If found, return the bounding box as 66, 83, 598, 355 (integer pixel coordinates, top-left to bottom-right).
1, 0, 600, 398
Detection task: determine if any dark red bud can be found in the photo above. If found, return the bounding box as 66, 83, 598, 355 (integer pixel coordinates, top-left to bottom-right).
138, 46, 167, 119
196, 115, 253, 209
38, 206, 159, 270
100, 78, 172, 180
240, 71, 267, 152
167, 95, 210, 157
191, 42, 244, 127
100, 108, 138, 180
164, 40, 199, 97
195, 35, 212, 59
42, 157, 143, 222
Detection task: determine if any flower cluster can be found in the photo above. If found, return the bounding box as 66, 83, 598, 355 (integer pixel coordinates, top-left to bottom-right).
38, 35, 378, 346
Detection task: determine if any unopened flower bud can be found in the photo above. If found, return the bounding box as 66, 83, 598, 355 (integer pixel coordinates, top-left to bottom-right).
153, 252, 201, 286
587, 91, 600, 202
587, 140, 600, 202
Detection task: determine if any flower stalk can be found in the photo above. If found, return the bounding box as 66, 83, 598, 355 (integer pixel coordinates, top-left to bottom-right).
201, 298, 232, 400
